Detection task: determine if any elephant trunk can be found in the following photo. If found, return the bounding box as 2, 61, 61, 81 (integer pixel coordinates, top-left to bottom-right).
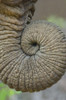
0, 0, 66, 92
0, 0, 37, 92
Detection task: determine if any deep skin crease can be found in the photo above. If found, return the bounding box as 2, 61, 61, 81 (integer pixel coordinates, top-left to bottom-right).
1, 0, 23, 6
1, 0, 37, 6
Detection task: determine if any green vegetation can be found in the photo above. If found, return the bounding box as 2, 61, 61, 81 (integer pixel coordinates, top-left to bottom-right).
47, 16, 66, 27
0, 83, 21, 100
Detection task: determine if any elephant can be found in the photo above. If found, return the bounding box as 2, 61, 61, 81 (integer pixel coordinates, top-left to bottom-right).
0, 0, 66, 92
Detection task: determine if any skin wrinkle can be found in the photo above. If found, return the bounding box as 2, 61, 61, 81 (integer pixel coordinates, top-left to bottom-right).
0, 14, 24, 25
28, 56, 36, 91
37, 54, 64, 75
0, 4, 22, 18
18, 54, 26, 90
7, 54, 23, 90
40, 45, 66, 53
0, 38, 20, 45
0, 50, 21, 70
19, 57, 27, 91
40, 29, 61, 44
2, 0, 23, 6
37, 52, 66, 66
24, 57, 30, 91
1, 52, 22, 83
28, 57, 34, 91
26, 57, 30, 91
0, 0, 66, 92
40, 30, 63, 47
34, 55, 52, 88
0, 51, 22, 84
0, 21, 24, 31
35, 55, 56, 84
19, 55, 27, 91
33, 56, 44, 91
36, 53, 66, 74
0, 46, 20, 58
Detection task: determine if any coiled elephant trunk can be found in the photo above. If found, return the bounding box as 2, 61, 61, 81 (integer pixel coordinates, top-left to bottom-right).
0, 0, 66, 92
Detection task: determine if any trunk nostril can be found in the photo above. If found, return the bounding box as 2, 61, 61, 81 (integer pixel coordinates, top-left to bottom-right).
31, 42, 37, 47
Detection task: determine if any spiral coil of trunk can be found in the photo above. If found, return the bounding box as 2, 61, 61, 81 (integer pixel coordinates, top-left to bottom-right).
0, 0, 66, 92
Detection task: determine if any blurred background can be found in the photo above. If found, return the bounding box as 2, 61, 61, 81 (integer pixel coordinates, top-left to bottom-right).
0, 0, 66, 100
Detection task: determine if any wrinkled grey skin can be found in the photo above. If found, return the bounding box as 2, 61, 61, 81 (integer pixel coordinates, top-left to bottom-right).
1, 0, 22, 5
0, 0, 66, 92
